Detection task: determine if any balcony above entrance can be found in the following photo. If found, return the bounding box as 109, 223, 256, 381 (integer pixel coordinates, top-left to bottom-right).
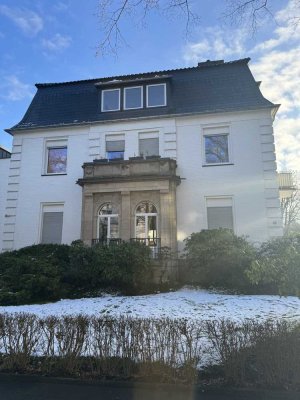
77, 157, 180, 186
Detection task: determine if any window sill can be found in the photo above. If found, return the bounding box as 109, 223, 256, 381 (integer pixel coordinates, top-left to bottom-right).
41, 173, 67, 176
202, 163, 234, 167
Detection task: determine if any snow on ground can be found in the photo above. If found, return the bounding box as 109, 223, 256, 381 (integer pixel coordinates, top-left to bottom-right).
0, 288, 300, 322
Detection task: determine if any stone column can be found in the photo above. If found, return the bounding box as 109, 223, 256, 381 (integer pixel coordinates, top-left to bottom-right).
121, 191, 131, 241
160, 189, 171, 250
160, 184, 177, 254
81, 192, 94, 245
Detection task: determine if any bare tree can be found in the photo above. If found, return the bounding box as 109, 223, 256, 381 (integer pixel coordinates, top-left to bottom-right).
280, 172, 300, 234
96, 0, 300, 56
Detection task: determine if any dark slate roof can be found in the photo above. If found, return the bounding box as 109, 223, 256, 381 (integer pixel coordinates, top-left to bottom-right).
7, 58, 277, 133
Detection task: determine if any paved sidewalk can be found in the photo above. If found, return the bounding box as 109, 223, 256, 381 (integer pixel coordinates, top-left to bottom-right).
0, 374, 298, 400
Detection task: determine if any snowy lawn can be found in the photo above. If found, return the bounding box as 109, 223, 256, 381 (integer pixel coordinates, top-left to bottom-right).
0, 287, 299, 322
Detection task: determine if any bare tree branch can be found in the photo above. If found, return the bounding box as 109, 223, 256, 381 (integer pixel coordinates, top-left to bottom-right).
95, 0, 300, 56
280, 172, 300, 235
96, 0, 199, 56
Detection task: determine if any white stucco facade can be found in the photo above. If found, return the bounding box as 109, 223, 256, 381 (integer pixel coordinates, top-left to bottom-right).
0, 157, 10, 248
0, 108, 282, 252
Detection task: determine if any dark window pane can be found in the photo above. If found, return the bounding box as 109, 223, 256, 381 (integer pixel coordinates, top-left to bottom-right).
125, 87, 142, 109
205, 135, 229, 164
107, 151, 124, 160
102, 89, 120, 111
47, 147, 67, 173
147, 84, 166, 107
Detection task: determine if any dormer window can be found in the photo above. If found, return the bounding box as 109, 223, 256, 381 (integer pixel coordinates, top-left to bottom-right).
146, 83, 166, 107
124, 86, 143, 109
101, 88, 120, 112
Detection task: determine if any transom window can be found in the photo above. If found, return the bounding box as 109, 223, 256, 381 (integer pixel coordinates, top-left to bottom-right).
98, 203, 119, 241
101, 89, 120, 112
204, 134, 229, 164
124, 86, 143, 109
146, 84, 166, 107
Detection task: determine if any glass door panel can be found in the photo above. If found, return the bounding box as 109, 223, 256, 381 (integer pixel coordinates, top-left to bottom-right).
136, 216, 146, 239
110, 216, 119, 238
99, 217, 108, 241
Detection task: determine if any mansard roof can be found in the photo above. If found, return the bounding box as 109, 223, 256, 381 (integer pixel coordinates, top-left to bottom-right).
7, 58, 277, 134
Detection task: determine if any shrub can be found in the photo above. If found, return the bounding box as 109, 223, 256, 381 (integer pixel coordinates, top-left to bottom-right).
0, 244, 69, 305
246, 235, 300, 296
183, 229, 256, 292
0, 241, 154, 305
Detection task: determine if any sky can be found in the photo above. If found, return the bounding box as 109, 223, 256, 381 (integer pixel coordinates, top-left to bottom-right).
0, 0, 299, 171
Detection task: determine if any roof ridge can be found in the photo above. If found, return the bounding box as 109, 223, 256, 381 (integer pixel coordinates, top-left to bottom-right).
35, 58, 251, 88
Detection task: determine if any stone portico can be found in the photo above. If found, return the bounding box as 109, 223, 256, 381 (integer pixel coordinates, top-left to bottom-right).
77, 157, 181, 254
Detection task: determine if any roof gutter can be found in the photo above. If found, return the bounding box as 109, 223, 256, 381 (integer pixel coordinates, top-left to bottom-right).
5, 105, 278, 135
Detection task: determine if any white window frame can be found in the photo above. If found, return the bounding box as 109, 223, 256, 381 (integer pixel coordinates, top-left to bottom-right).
39, 202, 64, 244
124, 86, 143, 110
202, 126, 232, 166
97, 203, 119, 241
146, 83, 167, 108
44, 138, 68, 175
97, 214, 119, 240
101, 88, 121, 112
205, 196, 235, 232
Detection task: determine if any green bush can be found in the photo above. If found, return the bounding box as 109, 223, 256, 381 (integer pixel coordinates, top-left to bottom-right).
0, 241, 153, 305
64, 240, 153, 295
183, 229, 256, 292
246, 234, 300, 296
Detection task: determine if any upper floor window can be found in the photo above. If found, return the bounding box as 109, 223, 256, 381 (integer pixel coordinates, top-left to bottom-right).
204, 135, 229, 164
203, 126, 230, 165
45, 139, 68, 174
139, 137, 159, 157
106, 138, 125, 160
124, 86, 143, 109
146, 83, 166, 107
101, 88, 120, 112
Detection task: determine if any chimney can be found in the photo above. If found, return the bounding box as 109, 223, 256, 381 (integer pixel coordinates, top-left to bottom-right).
198, 60, 224, 67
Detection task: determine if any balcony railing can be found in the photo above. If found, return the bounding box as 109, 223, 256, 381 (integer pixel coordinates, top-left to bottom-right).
91, 237, 161, 258
130, 237, 161, 258
91, 238, 122, 246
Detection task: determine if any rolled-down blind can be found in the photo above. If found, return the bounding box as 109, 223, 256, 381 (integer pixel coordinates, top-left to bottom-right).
139, 138, 159, 156
207, 206, 233, 230
41, 212, 63, 244
106, 140, 125, 152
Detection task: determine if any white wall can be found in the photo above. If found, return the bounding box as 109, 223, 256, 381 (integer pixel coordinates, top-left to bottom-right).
1, 109, 282, 251
175, 110, 282, 247
0, 158, 10, 249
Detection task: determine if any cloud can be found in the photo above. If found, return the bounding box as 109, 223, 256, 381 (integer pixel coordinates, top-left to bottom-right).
182, 0, 300, 171
183, 27, 246, 64
0, 5, 43, 36
1, 76, 33, 101
54, 2, 70, 12
41, 33, 72, 52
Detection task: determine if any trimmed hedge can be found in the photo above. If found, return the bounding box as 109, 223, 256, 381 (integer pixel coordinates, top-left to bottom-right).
0, 313, 299, 389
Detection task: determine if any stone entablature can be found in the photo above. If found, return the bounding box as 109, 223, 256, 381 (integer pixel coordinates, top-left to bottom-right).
77, 157, 180, 186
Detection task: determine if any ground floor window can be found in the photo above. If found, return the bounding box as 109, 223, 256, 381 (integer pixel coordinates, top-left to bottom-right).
98, 203, 119, 242
41, 203, 64, 244
206, 197, 234, 230
135, 201, 158, 245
